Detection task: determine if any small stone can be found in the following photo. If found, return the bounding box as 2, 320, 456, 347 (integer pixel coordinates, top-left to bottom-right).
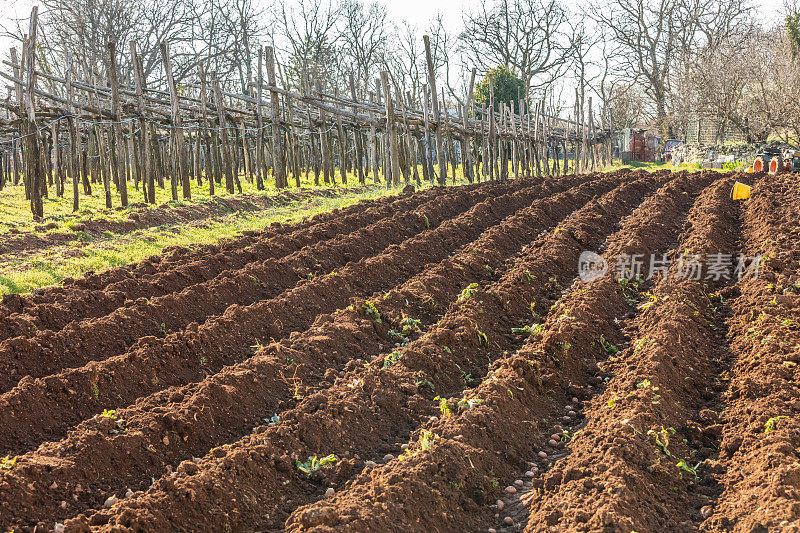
325, 487, 335, 498
514, 479, 523, 487
162, 435, 170, 446
125, 489, 134, 498
504, 517, 514, 525
401, 444, 409, 450
548, 439, 558, 447
525, 470, 535, 478
60, 501, 67, 509
551, 434, 561, 440
365, 460, 377, 467
568, 410, 577, 417
488, 529, 497, 533
49, 481, 58, 490
562, 416, 571, 421
54, 524, 65, 533
565, 405, 573, 410
505, 486, 517, 494
538, 451, 548, 458
700, 505, 713, 518
496, 499, 505, 510
103, 495, 118, 508
430, 416, 439, 422
383, 454, 395, 462
572, 397, 579, 403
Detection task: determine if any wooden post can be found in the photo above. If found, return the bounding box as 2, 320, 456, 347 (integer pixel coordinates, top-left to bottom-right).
198, 63, 215, 197
380, 71, 401, 188
64, 53, 81, 211
349, 74, 365, 184
130, 43, 154, 202
107, 41, 128, 206
421, 84, 434, 183
368, 91, 379, 184
265, 46, 285, 188
461, 68, 476, 183
160, 41, 190, 199
211, 74, 236, 193
423, 35, 446, 185
21, 14, 44, 218
254, 47, 265, 190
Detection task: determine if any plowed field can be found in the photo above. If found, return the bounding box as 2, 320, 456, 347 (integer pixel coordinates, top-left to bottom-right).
2, 170, 797, 533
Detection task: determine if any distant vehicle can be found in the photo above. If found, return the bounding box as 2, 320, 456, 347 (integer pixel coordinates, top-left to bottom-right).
663, 139, 683, 162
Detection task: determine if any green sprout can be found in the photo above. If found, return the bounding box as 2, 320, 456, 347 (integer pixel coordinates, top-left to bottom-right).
598, 334, 618, 356
420, 430, 436, 451
295, 454, 337, 477
436, 396, 452, 418
383, 350, 402, 369
0, 456, 17, 470
458, 283, 479, 302
400, 317, 421, 336
765, 416, 785, 433
676, 459, 700, 480
100, 409, 117, 419
415, 379, 434, 392
647, 426, 676, 457
477, 329, 489, 347
457, 397, 483, 410
362, 301, 382, 323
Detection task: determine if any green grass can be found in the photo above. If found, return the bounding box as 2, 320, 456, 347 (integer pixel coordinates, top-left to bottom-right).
0, 171, 379, 236
0, 185, 396, 295
604, 160, 744, 173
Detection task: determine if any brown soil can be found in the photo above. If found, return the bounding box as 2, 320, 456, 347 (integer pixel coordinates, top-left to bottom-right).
2, 171, 792, 533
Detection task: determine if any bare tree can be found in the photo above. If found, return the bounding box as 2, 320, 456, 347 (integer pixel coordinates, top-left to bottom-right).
459, 0, 574, 94
385, 21, 424, 102
276, 0, 342, 92
590, 0, 751, 136
339, 0, 388, 94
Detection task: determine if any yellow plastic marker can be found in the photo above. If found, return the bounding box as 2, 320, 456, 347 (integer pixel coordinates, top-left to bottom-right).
731, 181, 751, 200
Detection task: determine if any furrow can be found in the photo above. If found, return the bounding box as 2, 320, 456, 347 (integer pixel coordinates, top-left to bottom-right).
518, 177, 740, 532
0, 176, 604, 530
700, 173, 800, 532
63, 174, 661, 532
0, 183, 514, 392
0, 178, 531, 457
0, 187, 444, 342
278, 171, 716, 533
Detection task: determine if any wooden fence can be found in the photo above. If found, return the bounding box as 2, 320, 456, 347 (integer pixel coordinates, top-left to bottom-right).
0, 8, 610, 219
